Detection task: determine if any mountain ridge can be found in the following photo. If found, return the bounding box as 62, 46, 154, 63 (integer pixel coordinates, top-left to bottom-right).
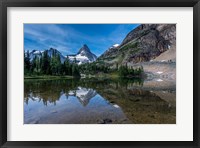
26, 44, 97, 64
98, 24, 176, 66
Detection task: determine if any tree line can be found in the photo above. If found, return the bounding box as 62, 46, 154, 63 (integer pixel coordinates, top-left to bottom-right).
24, 50, 144, 78
24, 50, 80, 77
79, 61, 144, 77
118, 64, 144, 77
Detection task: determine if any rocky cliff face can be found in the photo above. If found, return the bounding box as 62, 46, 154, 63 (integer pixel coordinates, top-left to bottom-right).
98, 24, 176, 65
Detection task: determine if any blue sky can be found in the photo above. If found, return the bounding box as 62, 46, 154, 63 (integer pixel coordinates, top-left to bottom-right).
24, 24, 139, 57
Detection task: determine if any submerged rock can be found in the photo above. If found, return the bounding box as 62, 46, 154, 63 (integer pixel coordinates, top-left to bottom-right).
97, 118, 113, 124
103, 119, 112, 124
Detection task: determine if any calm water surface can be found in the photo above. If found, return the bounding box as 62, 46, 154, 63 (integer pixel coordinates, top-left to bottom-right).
24, 78, 176, 124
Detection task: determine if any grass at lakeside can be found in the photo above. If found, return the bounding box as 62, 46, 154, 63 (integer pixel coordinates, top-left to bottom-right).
24, 75, 74, 80
24, 72, 120, 80
24, 71, 144, 81
93, 72, 119, 78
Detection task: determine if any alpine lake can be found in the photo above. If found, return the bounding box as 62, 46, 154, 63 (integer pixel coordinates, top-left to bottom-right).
24, 77, 176, 124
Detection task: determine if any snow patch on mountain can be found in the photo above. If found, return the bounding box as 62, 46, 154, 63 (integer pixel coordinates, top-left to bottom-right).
109, 44, 120, 49
28, 50, 43, 61
112, 44, 120, 48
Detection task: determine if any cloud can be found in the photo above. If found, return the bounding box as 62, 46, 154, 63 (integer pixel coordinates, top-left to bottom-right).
24, 24, 76, 55
24, 24, 139, 57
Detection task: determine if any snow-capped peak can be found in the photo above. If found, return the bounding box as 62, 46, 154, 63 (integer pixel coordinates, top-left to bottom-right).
26, 48, 66, 63
68, 44, 97, 65
33, 50, 41, 54
25, 44, 97, 65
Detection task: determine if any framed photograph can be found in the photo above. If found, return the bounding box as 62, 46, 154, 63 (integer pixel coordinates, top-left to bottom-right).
0, 0, 199, 147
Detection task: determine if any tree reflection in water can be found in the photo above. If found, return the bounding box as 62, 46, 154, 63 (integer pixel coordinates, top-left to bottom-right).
24, 78, 176, 124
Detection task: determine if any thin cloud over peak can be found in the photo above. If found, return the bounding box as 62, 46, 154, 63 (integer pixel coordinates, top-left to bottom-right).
24, 24, 139, 57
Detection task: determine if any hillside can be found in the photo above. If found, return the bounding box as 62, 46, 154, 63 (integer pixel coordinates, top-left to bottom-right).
98, 24, 176, 66
98, 24, 176, 80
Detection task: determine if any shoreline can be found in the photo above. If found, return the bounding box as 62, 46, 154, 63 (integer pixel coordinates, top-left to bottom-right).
24, 75, 74, 80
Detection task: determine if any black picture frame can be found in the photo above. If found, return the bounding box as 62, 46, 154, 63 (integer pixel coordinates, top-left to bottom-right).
0, 0, 199, 147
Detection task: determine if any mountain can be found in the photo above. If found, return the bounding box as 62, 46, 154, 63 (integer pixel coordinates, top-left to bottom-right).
98, 24, 176, 66
46, 48, 66, 63
67, 44, 97, 65
28, 50, 43, 61
99, 44, 120, 61
27, 48, 66, 63
26, 45, 97, 64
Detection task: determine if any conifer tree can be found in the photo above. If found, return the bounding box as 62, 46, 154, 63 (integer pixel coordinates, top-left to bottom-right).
24, 50, 31, 74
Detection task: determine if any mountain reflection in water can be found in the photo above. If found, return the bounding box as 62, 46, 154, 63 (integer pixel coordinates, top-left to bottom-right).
24, 78, 176, 124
